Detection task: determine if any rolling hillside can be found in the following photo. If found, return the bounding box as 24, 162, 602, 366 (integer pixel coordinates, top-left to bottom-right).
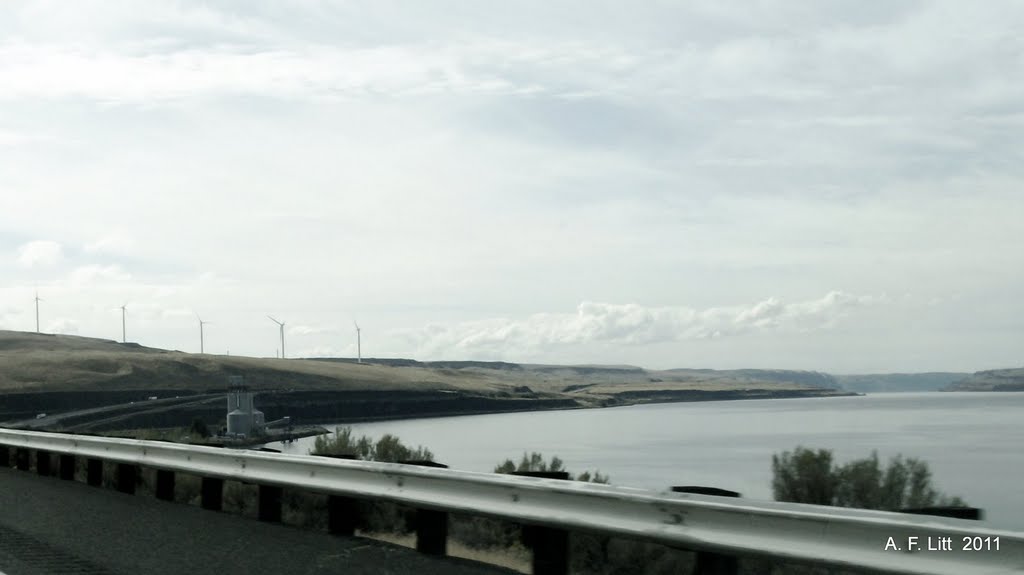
0, 330, 850, 428
833, 373, 969, 393
944, 368, 1024, 391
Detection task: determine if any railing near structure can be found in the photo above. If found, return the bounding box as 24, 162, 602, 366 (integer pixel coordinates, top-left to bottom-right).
0, 427, 1022, 575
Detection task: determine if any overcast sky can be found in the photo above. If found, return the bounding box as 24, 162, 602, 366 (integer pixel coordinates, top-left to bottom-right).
1, 1, 1021, 373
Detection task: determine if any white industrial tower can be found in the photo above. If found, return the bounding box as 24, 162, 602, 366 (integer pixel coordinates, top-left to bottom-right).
34, 291, 42, 333
197, 314, 209, 354
354, 321, 362, 363
268, 316, 286, 359
120, 304, 127, 343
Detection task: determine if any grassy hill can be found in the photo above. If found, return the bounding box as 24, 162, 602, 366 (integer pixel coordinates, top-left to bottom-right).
833, 373, 969, 393
944, 368, 1024, 391
0, 330, 850, 428
0, 331, 504, 393
0, 330, 846, 395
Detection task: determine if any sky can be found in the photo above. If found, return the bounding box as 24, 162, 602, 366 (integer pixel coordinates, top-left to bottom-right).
1, 1, 1022, 373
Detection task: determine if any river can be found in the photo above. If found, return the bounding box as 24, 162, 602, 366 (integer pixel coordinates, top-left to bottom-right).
266, 391, 1024, 530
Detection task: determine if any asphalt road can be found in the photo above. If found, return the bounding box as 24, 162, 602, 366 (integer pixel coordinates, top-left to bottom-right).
0, 467, 517, 575
6, 394, 223, 431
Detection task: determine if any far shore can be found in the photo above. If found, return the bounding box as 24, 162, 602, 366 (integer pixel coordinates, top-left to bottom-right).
4, 387, 857, 435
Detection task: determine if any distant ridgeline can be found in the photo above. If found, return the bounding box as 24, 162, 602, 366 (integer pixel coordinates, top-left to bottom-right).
683, 368, 839, 388
943, 368, 1024, 391
309, 358, 662, 376
308, 358, 527, 370
833, 373, 969, 393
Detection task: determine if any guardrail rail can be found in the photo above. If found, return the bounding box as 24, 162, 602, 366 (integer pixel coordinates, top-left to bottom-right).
1, 428, 1022, 575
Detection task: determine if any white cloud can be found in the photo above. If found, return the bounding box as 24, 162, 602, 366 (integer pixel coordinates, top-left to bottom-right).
0, 2, 1019, 372
289, 324, 338, 336
106, 302, 195, 323
0, 41, 560, 103
84, 232, 135, 256
16, 240, 63, 267
159, 307, 194, 319
292, 345, 349, 358
400, 291, 884, 358
0, 305, 19, 329
69, 264, 132, 286
45, 317, 79, 334
0, 129, 51, 147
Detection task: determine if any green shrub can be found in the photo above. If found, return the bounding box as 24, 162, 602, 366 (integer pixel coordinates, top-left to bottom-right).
312, 426, 434, 462
451, 452, 618, 572
494, 452, 609, 483
310, 427, 437, 534
771, 447, 837, 505
772, 447, 967, 510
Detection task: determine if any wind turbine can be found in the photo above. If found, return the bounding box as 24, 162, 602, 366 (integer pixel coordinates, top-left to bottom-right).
34, 291, 43, 333
354, 321, 362, 363
197, 314, 210, 354
120, 303, 128, 343
268, 316, 285, 359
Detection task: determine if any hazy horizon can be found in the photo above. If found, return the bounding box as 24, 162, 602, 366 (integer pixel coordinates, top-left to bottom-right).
2, 2, 1022, 373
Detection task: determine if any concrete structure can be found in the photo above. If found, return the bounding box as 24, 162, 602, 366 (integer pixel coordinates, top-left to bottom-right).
226, 376, 265, 438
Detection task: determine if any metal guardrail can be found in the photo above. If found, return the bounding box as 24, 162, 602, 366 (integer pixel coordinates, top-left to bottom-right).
1, 427, 1022, 575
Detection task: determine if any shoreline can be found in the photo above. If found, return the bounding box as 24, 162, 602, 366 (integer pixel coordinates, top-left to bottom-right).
3, 387, 856, 434
267, 387, 860, 427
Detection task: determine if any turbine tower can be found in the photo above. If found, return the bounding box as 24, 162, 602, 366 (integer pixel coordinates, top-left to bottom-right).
354, 321, 362, 363
34, 291, 43, 333
268, 316, 285, 359
197, 314, 210, 354
120, 303, 127, 343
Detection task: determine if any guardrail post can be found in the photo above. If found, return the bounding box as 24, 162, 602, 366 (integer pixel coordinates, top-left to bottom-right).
258, 485, 282, 523
0, 445, 9, 467
253, 448, 283, 523
86, 458, 103, 486
672, 486, 741, 575
16, 448, 30, 471
116, 463, 137, 494
36, 450, 51, 476
201, 477, 224, 511
155, 470, 175, 501
516, 471, 570, 575
400, 460, 449, 556
328, 494, 358, 536
315, 453, 360, 536
59, 454, 75, 480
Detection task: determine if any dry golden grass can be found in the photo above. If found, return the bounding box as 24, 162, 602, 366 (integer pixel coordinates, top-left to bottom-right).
580, 382, 799, 393
0, 329, 840, 401
0, 330, 506, 393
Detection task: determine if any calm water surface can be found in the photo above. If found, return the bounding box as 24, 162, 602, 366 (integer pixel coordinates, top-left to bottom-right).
267, 392, 1024, 530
